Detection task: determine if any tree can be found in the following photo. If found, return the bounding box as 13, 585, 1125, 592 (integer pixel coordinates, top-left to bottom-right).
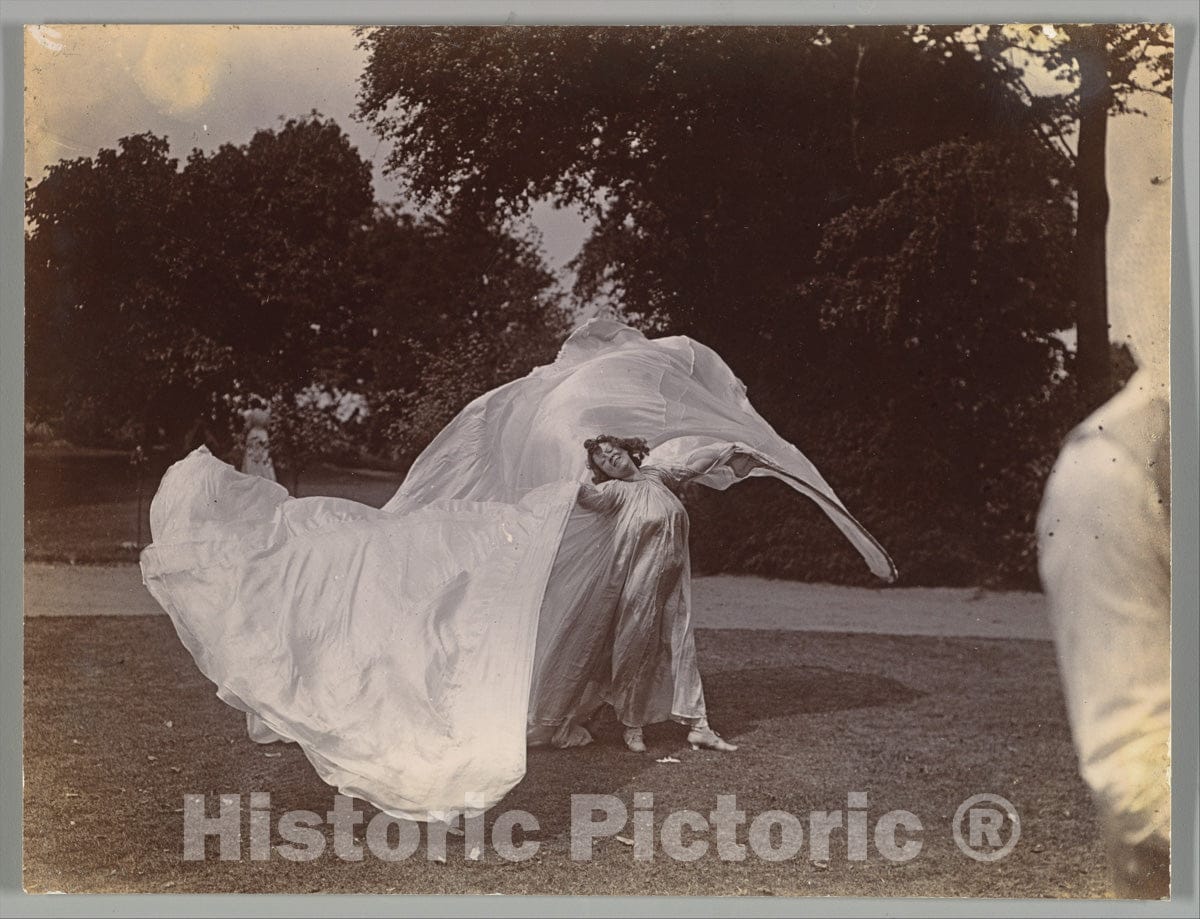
265, 387, 362, 495
798, 140, 1078, 581
356, 25, 1088, 584
351, 208, 566, 462
26, 134, 183, 443
26, 116, 378, 451
356, 26, 1043, 374
970, 24, 1174, 410
169, 114, 377, 403
26, 112, 568, 473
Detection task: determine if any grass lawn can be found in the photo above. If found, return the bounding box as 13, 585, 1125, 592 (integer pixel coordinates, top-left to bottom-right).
22, 446, 1108, 897
23, 616, 1107, 897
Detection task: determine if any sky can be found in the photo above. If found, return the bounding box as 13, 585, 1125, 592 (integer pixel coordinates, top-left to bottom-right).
23, 24, 592, 275
24, 24, 1173, 366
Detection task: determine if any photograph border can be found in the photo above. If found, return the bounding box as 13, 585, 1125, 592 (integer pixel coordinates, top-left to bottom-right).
2, 2, 1197, 916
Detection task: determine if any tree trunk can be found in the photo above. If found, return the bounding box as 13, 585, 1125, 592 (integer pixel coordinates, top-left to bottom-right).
1072, 26, 1113, 411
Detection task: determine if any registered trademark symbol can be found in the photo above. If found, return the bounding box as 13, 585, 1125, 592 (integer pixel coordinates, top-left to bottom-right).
953, 793, 1021, 862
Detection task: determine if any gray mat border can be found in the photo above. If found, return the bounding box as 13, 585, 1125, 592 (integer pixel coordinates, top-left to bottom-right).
2, 2, 1196, 917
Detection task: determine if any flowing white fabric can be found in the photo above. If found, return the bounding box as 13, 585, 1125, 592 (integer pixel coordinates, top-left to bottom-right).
140, 319, 894, 821
388, 318, 895, 582
141, 451, 578, 819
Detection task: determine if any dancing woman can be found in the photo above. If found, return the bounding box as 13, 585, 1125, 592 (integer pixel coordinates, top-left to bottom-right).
530, 435, 766, 753
141, 319, 895, 821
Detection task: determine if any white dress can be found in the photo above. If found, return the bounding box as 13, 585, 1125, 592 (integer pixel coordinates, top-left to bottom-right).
241, 424, 276, 481
529, 463, 711, 742
140, 319, 894, 821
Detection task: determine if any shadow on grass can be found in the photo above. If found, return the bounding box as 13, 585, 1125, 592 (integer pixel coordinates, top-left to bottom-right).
509, 663, 922, 838
706, 664, 924, 721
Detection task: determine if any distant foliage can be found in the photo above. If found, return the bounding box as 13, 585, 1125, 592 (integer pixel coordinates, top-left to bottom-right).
370, 326, 564, 467
349, 209, 567, 462
265, 387, 364, 492
355, 24, 1163, 586
25, 115, 565, 473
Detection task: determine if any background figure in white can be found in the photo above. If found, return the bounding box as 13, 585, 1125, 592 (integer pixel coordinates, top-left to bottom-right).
240, 402, 276, 482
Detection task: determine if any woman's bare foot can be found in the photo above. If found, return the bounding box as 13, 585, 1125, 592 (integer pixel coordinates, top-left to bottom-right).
623, 727, 646, 753
551, 720, 594, 748
688, 726, 738, 752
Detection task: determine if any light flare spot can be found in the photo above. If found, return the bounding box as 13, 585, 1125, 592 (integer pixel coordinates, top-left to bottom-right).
133, 27, 222, 114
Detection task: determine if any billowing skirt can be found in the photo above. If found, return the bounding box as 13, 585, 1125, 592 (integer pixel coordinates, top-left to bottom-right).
140, 448, 577, 820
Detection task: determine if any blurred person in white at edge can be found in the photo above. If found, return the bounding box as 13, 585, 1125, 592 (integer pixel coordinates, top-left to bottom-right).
1037, 258, 1171, 897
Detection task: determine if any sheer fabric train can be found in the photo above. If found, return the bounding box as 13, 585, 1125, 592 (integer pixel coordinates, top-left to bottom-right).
140, 319, 894, 821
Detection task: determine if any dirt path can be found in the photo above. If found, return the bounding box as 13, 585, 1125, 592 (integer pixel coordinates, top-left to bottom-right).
23, 562, 1051, 641
692, 576, 1050, 640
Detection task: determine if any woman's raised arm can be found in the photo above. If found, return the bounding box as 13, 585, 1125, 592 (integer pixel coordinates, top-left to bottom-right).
678, 442, 770, 479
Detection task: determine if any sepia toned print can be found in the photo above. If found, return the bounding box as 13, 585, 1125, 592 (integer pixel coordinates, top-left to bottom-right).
23, 23, 1172, 898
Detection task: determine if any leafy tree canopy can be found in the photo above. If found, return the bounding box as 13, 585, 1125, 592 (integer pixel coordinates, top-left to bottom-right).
25, 114, 564, 456
356, 26, 1064, 376
355, 25, 1108, 585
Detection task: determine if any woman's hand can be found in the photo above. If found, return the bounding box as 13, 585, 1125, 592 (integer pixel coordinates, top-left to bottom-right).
727, 451, 763, 478
676, 442, 770, 479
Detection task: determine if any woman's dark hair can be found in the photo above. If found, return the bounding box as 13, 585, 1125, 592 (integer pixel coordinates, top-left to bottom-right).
584, 435, 650, 483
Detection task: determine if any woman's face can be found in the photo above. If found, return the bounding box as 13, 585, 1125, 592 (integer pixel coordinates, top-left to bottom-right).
591, 442, 639, 481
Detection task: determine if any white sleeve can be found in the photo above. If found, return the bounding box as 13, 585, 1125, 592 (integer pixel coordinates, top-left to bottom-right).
576, 480, 622, 514
1037, 433, 1171, 846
